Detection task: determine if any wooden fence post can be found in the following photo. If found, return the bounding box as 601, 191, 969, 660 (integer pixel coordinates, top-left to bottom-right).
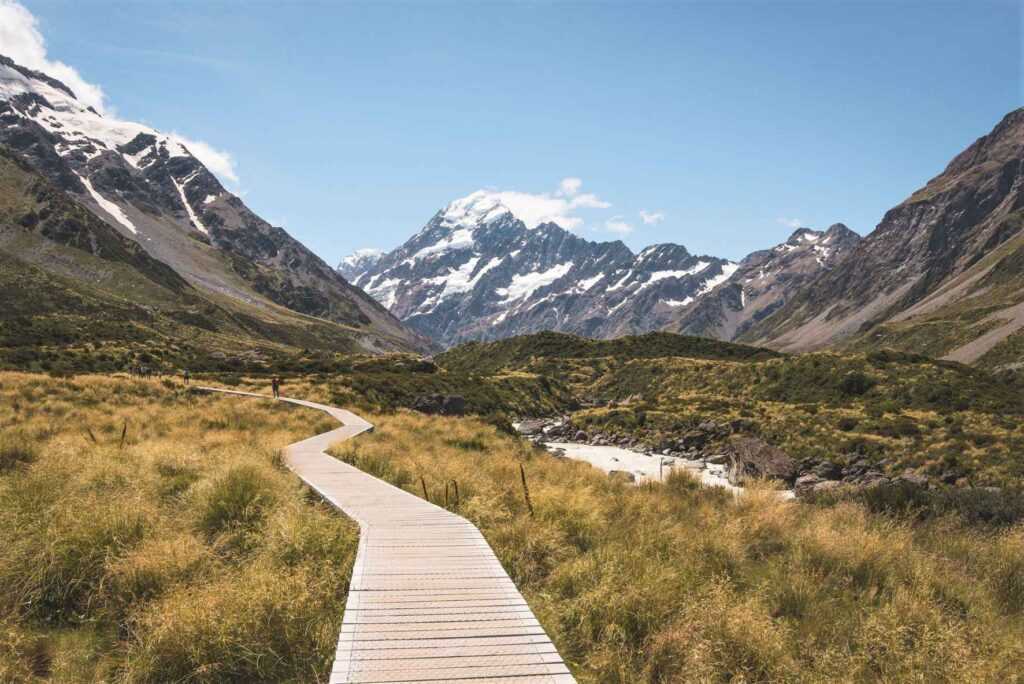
519, 463, 534, 517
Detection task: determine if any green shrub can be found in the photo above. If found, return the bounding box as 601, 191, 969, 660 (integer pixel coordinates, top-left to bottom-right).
197, 466, 278, 537
839, 370, 876, 396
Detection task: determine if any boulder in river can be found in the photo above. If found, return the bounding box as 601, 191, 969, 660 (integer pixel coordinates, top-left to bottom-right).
726, 436, 798, 485
609, 470, 636, 483
515, 419, 548, 436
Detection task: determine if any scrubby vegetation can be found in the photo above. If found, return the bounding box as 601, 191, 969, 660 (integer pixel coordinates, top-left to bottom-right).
439, 335, 1024, 487
330, 412, 1024, 683
435, 330, 779, 375
0, 373, 356, 682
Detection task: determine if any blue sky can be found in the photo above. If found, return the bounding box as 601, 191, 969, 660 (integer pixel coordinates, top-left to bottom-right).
9, 0, 1023, 264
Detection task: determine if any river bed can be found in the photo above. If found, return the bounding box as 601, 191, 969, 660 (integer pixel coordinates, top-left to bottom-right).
542, 441, 794, 499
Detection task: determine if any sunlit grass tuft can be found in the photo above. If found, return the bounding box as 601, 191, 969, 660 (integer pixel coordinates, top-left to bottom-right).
0, 372, 357, 682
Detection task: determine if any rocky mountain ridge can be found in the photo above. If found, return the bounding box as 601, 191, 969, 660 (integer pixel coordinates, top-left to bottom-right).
0, 53, 430, 355
740, 108, 1024, 367
342, 190, 856, 347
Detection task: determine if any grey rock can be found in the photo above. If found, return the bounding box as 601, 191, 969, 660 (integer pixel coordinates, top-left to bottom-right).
813, 461, 843, 480
898, 472, 930, 488
726, 436, 798, 485
794, 474, 823, 498
515, 419, 547, 436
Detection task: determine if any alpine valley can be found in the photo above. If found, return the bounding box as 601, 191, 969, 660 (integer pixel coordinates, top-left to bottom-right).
342, 109, 1024, 369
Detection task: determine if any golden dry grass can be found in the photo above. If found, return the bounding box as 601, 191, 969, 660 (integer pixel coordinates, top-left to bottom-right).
331, 411, 1024, 683
0, 372, 356, 683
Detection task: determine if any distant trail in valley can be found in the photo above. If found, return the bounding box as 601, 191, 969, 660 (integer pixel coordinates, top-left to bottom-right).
198, 387, 575, 684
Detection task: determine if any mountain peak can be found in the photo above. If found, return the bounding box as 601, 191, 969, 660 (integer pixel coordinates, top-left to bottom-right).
0, 54, 77, 101
785, 227, 821, 243
440, 190, 515, 230
338, 248, 385, 280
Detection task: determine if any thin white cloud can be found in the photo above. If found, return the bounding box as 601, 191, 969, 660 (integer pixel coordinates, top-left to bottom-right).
776, 217, 803, 229
171, 132, 240, 185
558, 177, 582, 197
605, 216, 634, 235
569, 192, 610, 210
470, 179, 611, 231
639, 210, 665, 225
0, 2, 241, 188
0, 0, 108, 114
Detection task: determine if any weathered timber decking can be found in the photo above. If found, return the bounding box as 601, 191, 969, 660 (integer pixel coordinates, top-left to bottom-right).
199, 388, 575, 684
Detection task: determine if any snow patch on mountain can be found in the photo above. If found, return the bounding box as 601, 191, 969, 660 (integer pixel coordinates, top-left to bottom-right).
638, 262, 711, 290
497, 262, 573, 302
171, 177, 207, 235
75, 173, 136, 234
697, 262, 739, 295
366, 277, 401, 309
410, 228, 475, 262
575, 274, 605, 292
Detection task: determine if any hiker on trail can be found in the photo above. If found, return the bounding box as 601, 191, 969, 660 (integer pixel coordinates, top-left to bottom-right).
182, 369, 190, 385
271, 376, 280, 398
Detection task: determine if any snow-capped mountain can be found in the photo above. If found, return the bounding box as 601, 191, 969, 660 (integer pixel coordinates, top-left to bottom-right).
340, 190, 747, 347
0, 54, 429, 354
338, 248, 385, 281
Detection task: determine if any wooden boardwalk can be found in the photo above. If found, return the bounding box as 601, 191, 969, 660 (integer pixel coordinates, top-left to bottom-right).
200, 388, 575, 684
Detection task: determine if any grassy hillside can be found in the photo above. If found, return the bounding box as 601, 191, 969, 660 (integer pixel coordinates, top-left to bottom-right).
0, 373, 355, 682
845, 225, 1024, 368
329, 412, 1024, 683
0, 146, 423, 371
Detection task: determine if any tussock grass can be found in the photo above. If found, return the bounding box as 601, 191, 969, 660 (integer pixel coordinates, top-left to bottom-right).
331, 411, 1024, 683
0, 372, 357, 682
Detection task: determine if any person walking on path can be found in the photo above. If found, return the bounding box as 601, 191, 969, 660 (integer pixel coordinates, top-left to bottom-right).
182, 369, 190, 386
271, 376, 281, 399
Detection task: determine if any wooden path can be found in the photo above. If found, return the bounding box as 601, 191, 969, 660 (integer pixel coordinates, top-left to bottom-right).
199, 388, 575, 684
